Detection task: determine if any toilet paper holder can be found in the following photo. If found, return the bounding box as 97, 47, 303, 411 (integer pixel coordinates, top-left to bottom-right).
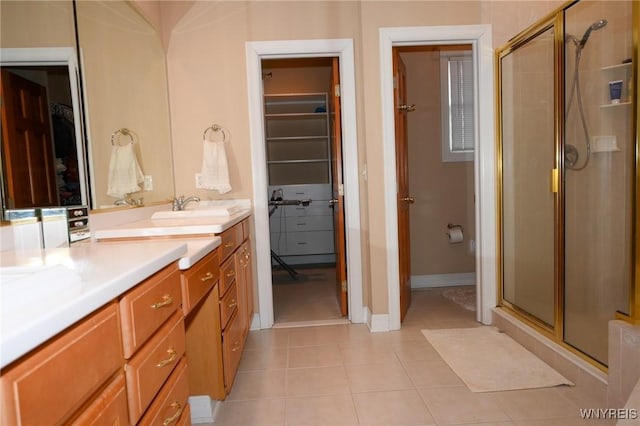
447, 223, 463, 231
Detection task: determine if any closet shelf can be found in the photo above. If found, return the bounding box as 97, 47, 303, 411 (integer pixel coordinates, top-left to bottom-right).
601, 62, 632, 72
267, 159, 328, 164
266, 136, 328, 141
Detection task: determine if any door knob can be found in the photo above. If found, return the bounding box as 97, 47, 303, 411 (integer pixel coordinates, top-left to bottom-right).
400, 196, 415, 204
329, 199, 339, 206
398, 104, 416, 112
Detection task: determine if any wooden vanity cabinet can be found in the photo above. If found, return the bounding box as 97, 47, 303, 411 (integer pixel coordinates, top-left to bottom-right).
184, 217, 254, 400
119, 262, 189, 425
0, 302, 122, 425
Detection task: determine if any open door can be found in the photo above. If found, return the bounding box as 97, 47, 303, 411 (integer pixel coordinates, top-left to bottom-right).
393, 49, 414, 321
1, 69, 58, 208
329, 57, 348, 316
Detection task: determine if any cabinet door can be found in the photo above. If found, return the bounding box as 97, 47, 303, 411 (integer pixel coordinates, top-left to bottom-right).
0, 303, 121, 425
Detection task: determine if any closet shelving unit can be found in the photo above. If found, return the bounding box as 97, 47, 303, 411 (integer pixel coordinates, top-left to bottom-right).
264, 93, 331, 185
264, 92, 335, 265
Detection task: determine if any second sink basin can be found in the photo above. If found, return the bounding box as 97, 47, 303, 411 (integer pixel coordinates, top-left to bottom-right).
151, 202, 243, 220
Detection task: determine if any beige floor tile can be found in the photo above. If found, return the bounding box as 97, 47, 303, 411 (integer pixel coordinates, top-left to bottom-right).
226, 369, 287, 400
404, 359, 465, 388
339, 344, 399, 365
239, 347, 289, 371
346, 362, 414, 393
418, 386, 511, 425
286, 365, 351, 397
245, 328, 291, 350
392, 339, 442, 363
352, 389, 435, 426
214, 399, 286, 426
287, 344, 343, 368
284, 394, 359, 425
288, 324, 352, 347
514, 418, 616, 425
494, 388, 583, 420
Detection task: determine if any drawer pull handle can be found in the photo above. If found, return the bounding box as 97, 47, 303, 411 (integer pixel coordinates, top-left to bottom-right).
150, 294, 173, 309
297, 222, 307, 226
224, 241, 235, 248
231, 342, 241, 352
200, 271, 215, 282
228, 299, 237, 309
156, 348, 178, 368
297, 242, 308, 245
226, 270, 236, 278
162, 401, 183, 426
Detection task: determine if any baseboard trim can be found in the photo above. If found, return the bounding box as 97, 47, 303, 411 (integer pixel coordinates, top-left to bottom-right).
250, 313, 261, 330
364, 306, 389, 332
411, 272, 476, 289
189, 395, 215, 424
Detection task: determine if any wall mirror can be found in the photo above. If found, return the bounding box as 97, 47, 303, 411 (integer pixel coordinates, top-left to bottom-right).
0, 0, 174, 217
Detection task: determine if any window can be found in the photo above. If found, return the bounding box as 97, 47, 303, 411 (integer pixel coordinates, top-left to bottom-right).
440, 50, 474, 162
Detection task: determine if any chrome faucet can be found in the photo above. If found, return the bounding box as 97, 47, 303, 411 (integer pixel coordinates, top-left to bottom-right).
172, 195, 200, 211
114, 196, 142, 206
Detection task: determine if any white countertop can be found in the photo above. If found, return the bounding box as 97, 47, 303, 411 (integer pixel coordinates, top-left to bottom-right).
0, 236, 221, 368
93, 209, 251, 240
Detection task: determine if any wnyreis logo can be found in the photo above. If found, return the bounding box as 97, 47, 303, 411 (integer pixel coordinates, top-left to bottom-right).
580, 408, 638, 420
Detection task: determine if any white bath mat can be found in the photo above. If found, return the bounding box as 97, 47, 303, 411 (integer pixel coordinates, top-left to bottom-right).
422, 326, 574, 392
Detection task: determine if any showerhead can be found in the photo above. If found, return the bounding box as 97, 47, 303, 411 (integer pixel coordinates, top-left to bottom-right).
579, 19, 607, 48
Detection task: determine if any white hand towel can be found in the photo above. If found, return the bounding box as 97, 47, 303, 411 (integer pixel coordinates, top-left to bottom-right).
201, 139, 231, 194
107, 143, 144, 198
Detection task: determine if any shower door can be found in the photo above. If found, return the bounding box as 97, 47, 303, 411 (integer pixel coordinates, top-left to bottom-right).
563, 0, 634, 365
499, 19, 559, 330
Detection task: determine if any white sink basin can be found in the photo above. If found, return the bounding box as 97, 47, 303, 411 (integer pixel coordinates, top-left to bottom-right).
151, 202, 243, 220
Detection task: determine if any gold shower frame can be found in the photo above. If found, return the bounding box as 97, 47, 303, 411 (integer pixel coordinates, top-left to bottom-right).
495, 0, 639, 370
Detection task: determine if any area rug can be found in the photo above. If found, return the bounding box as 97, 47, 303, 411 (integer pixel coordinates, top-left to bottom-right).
441, 286, 476, 311
422, 327, 574, 392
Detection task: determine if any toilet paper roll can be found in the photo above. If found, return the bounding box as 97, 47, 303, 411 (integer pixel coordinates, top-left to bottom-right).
447, 226, 464, 243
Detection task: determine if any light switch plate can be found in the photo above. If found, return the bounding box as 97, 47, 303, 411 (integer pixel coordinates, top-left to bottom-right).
195, 173, 203, 188
143, 175, 153, 190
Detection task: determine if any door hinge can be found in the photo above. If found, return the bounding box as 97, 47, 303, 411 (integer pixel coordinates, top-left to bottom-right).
393, 76, 397, 89
341, 281, 347, 292
551, 168, 559, 193
334, 84, 341, 98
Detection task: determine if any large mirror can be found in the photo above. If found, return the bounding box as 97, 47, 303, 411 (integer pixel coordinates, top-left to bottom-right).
0, 0, 174, 216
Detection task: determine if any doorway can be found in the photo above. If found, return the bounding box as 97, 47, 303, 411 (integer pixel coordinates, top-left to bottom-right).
246, 38, 363, 330
262, 57, 347, 326
380, 25, 497, 330
394, 45, 478, 322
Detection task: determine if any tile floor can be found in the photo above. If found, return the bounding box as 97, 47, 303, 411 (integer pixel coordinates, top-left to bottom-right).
272, 266, 344, 324
210, 287, 614, 425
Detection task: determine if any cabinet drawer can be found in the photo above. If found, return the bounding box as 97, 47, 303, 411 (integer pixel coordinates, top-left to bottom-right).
220, 282, 238, 330
71, 373, 128, 426
218, 223, 242, 262
120, 263, 182, 358
138, 358, 190, 426
181, 249, 219, 315
285, 231, 335, 255
222, 311, 244, 392
126, 311, 186, 424
269, 184, 331, 200
1, 303, 121, 426
271, 215, 333, 233
284, 202, 332, 217
219, 254, 237, 296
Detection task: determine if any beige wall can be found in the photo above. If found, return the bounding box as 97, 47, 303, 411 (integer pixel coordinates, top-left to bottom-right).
159, 0, 562, 317
0, 1, 75, 48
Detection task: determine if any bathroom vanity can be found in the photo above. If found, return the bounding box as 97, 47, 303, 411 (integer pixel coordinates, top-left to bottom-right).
0, 205, 254, 424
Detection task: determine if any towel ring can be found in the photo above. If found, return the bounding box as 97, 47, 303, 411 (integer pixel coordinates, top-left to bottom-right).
111, 128, 135, 146
203, 124, 227, 142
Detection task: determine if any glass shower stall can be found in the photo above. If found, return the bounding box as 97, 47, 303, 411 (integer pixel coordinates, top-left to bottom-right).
497, 0, 636, 367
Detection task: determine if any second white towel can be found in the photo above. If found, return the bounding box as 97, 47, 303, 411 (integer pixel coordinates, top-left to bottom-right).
201, 139, 231, 194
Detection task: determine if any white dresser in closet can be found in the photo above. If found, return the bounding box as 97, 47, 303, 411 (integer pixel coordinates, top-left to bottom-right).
269, 184, 335, 265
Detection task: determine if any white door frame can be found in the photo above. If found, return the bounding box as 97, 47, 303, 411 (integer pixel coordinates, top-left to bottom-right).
379, 25, 497, 330
0, 47, 89, 208
245, 39, 363, 329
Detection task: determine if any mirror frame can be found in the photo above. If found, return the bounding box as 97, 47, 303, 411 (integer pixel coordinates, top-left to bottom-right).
0, 47, 89, 217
